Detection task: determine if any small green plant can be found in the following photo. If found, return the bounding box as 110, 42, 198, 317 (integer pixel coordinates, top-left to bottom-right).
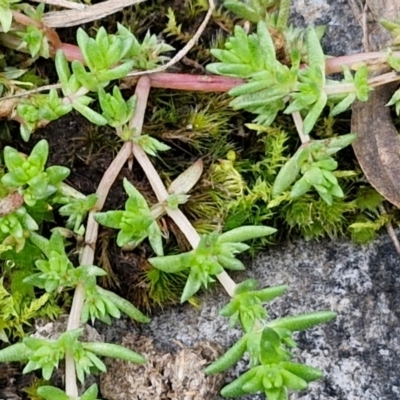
272, 134, 356, 205
206, 8, 382, 208
0, 138, 151, 397
207, 283, 335, 399
0, 327, 145, 381
149, 226, 275, 302
94, 178, 163, 253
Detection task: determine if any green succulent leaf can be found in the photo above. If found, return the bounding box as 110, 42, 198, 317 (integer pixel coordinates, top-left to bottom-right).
267, 311, 336, 332
83, 342, 146, 364
272, 147, 305, 196
0, 342, 31, 362
234, 278, 259, 295
180, 272, 203, 303
219, 225, 276, 243
306, 27, 326, 72
96, 286, 150, 323
220, 368, 258, 397
280, 362, 323, 382
205, 334, 248, 375
149, 253, 187, 273
80, 384, 100, 400
354, 65, 371, 102
36, 386, 69, 400
72, 98, 108, 126
223, 1, 261, 23
253, 285, 288, 302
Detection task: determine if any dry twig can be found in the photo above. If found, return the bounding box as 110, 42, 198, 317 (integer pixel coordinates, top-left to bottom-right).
32, 0, 86, 10
126, 0, 216, 77
42, 0, 146, 27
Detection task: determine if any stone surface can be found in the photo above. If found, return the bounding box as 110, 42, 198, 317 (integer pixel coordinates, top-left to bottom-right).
290, 0, 363, 55
99, 233, 400, 400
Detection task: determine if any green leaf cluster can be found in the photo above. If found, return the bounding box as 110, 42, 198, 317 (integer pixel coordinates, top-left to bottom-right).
25, 231, 81, 292
94, 178, 163, 254
25, 231, 109, 297
16, 19, 49, 59
73, 26, 135, 91
132, 134, 171, 156
327, 65, 370, 116
98, 86, 137, 128
272, 134, 356, 205
58, 193, 98, 235
0, 205, 37, 252
56, 24, 172, 124
0, 140, 76, 253
208, 22, 298, 127
17, 89, 73, 141
220, 279, 287, 332
206, 304, 336, 399
149, 226, 276, 303
2, 139, 69, 206
81, 285, 150, 325
121, 27, 175, 70
0, 328, 145, 383
37, 383, 100, 400
208, 17, 371, 135
0, 0, 21, 33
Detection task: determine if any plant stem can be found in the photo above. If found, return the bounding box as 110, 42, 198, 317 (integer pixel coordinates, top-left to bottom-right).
126, 0, 215, 77
380, 204, 400, 257
324, 71, 400, 96
131, 140, 236, 297
324, 52, 400, 74
64, 76, 151, 398
369, 71, 400, 87
124, 73, 245, 92
292, 111, 310, 144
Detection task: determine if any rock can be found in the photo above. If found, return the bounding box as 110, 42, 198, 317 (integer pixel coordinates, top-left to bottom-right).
290, 0, 363, 55
114, 233, 400, 400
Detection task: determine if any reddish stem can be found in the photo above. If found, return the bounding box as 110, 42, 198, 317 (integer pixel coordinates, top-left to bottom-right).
57, 40, 399, 91
60, 42, 85, 63
125, 72, 245, 92
324, 52, 392, 74
12, 11, 62, 49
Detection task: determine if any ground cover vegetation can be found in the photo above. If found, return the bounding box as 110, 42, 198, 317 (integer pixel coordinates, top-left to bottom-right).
0, 0, 399, 399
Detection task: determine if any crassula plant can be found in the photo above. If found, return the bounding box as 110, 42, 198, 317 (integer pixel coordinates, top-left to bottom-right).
0, 0, 400, 399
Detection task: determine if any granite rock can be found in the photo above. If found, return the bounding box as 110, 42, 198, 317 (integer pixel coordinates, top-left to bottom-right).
131, 234, 400, 400
290, 0, 363, 55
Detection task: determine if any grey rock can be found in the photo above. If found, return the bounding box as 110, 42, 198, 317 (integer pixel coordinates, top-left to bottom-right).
290, 0, 363, 55
129, 233, 400, 400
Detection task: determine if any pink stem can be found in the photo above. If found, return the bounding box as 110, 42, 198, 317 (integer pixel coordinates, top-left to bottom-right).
146, 72, 244, 92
